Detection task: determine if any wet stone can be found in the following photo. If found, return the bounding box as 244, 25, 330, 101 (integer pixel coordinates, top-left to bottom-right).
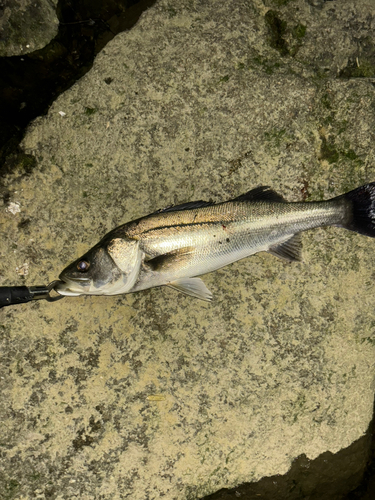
1, 0, 375, 499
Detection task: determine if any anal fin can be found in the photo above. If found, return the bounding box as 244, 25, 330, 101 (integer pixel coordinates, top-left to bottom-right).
268, 234, 302, 262
167, 277, 212, 301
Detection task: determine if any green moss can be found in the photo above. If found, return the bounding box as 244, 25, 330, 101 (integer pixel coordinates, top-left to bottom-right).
250, 54, 282, 74
264, 10, 306, 58
321, 92, 333, 110
166, 6, 177, 18
18, 153, 37, 175
219, 74, 230, 83
265, 10, 289, 56
311, 69, 331, 84
282, 392, 308, 425
84, 107, 97, 116
341, 149, 359, 161
340, 59, 375, 78
2, 152, 37, 177
322, 114, 334, 126
270, 0, 294, 5
4, 479, 19, 498
320, 138, 339, 164
319, 140, 363, 170
264, 128, 287, 149
29, 472, 41, 481
292, 23, 306, 41
337, 120, 348, 135
348, 254, 360, 272
360, 336, 375, 346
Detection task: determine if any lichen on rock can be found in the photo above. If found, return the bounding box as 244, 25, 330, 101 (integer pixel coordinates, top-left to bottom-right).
1, 0, 375, 499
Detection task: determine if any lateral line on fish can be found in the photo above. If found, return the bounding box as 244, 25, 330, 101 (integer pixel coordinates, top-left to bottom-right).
55, 182, 375, 301
140, 220, 219, 235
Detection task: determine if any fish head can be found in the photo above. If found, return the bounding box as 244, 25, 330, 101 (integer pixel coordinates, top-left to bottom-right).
56, 237, 142, 296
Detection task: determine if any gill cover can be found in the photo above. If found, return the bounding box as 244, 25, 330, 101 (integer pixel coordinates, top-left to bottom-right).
106, 237, 142, 294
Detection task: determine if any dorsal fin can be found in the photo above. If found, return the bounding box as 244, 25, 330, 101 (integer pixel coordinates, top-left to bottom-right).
151, 187, 285, 215
231, 186, 286, 203
152, 200, 215, 215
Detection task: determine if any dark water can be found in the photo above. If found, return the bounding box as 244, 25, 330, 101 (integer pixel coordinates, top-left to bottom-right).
0, 1, 374, 498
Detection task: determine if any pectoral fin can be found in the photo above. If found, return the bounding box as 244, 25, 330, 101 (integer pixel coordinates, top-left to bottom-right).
146, 247, 195, 271
167, 278, 213, 301
268, 234, 302, 262
146, 248, 212, 300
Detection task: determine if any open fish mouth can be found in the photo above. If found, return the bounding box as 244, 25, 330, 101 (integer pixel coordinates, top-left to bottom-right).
55, 276, 127, 296
55, 277, 91, 296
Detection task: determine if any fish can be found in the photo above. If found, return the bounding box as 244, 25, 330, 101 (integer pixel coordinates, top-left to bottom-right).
55, 183, 375, 301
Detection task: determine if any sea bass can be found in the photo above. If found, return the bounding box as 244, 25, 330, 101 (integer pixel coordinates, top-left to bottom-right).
56, 183, 375, 301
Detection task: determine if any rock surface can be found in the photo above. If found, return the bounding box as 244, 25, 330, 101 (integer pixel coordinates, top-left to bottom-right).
1, 0, 375, 498
0, 0, 59, 57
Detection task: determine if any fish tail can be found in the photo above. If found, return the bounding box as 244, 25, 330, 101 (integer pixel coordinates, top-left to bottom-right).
337, 182, 375, 237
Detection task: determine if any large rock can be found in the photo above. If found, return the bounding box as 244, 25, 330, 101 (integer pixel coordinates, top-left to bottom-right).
0, 0, 59, 56
1, 0, 375, 498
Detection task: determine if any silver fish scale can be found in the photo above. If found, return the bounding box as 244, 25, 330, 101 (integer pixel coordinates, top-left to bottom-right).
58, 181, 375, 300
131, 201, 345, 254
128, 199, 347, 291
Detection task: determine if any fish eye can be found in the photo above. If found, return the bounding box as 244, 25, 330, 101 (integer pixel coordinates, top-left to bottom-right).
77, 260, 90, 272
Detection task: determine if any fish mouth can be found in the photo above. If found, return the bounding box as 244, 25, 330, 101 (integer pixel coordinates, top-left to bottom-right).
55, 277, 91, 296
66, 277, 90, 282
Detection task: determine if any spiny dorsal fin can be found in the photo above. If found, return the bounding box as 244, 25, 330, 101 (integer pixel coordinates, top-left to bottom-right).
268, 234, 302, 262
152, 200, 215, 215
167, 277, 213, 301
151, 187, 285, 215
231, 186, 286, 203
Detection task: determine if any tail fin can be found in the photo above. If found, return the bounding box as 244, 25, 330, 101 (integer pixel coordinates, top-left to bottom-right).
338, 182, 375, 237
